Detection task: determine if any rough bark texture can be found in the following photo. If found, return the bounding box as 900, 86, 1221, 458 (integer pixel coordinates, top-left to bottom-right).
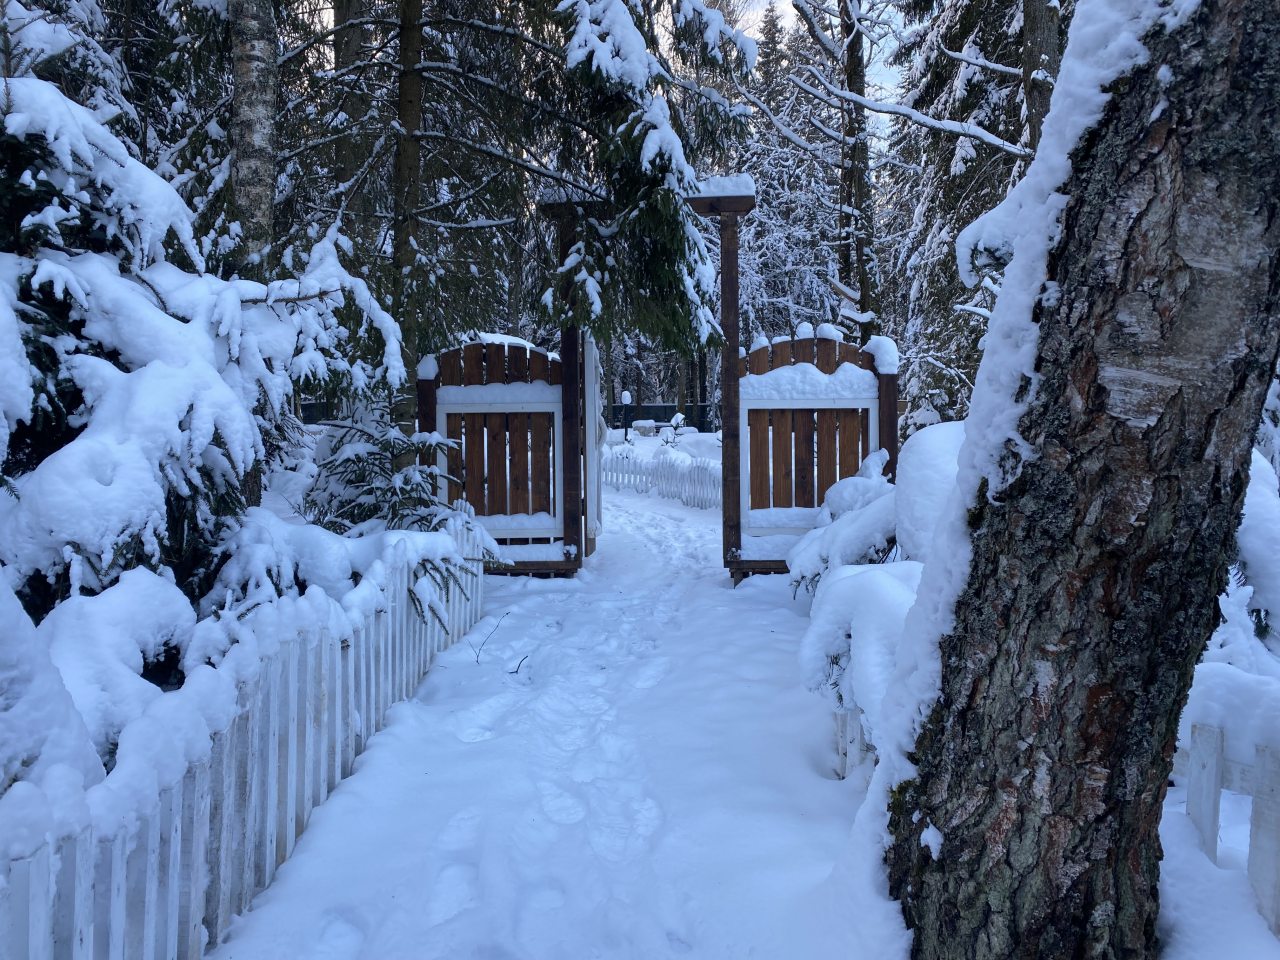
1021, 0, 1060, 151
392, 0, 424, 452
228, 0, 278, 272
334, 0, 371, 224
839, 1, 878, 325
886, 2, 1280, 957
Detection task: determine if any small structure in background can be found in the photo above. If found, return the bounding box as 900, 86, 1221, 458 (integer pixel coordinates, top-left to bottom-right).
419, 335, 603, 575
687, 175, 898, 583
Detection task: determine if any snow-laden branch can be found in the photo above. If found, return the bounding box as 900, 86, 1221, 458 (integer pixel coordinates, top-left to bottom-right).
941, 46, 1022, 78
794, 67, 1033, 159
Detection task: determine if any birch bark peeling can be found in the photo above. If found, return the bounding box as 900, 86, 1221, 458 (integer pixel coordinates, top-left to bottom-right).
228, 0, 278, 273
886, 2, 1280, 957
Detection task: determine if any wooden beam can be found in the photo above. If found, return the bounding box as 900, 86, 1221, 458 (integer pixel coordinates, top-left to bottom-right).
878, 370, 899, 480
719, 211, 742, 567
687, 195, 757, 216
560, 324, 583, 566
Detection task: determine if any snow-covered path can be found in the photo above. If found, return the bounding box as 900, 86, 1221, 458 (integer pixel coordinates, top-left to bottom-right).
211, 491, 862, 960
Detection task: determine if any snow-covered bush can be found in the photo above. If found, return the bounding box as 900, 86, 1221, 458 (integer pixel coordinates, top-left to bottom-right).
787, 451, 895, 595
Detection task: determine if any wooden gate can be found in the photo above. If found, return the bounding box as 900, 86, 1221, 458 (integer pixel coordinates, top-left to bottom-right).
725, 334, 898, 582
422, 333, 601, 574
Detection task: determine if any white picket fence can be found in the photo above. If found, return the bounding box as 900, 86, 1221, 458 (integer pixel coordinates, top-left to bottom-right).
601, 447, 721, 510
1183, 722, 1280, 934
0, 519, 488, 960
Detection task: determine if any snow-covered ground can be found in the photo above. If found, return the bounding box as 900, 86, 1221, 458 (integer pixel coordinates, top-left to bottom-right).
206, 486, 1280, 960
209, 490, 864, 960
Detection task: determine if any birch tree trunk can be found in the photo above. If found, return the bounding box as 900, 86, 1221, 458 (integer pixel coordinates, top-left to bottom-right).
228, 0, 278, 273
886, 2, 1280, 957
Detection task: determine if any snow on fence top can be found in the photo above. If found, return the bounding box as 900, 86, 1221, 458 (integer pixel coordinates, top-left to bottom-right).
740, 363, 878, 401
691, 173, 756, 198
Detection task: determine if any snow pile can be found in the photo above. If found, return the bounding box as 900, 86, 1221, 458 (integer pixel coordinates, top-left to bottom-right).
740, 361, 878, 400
787, 461, 896, 595
893, 422, 965, 566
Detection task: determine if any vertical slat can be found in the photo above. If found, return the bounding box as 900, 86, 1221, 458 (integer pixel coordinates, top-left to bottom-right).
816, 409, 838, 501
257, 658, 280, 890
838, 410, 861, 479
461, 343, 485, 385
294, 640, 312, 838
125, 812, 160, 960
236, 682, 260, 910
463, 414, 485, 512
878, 371, 900, 479
528, 349, 549, 383
486, 413, 508, 514
531, 412, 552, 514
548, 356, 562, 386
308, 634, 326, 814
1249, 744, 1280, 934
446, 414, 463, 503
439, 348, 462, 385
341, 630, 357, 777
507, 344, 529, 383
747, 410, 770, 509
861, 408, 872, 460
1187, 724, 1224, 863
9, 843, 54, 960
485, 342, 506, 384
815, 338, 839, 374
177, 760, 210, 960
794, 409, 816, 508
790, 336, 815, 367
770, 410, 793, 507
326, 631, 343, 792
93, 831, 127, 960
204, 718, 236, 946
154, 785, 183, 960
53, 829, 93, 960
277, 641, 299, 863
510, 413, 530, 514
770, 340, 793, 370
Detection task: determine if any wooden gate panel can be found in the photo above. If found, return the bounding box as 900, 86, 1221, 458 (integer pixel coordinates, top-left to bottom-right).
463, 414, 484, 509
485, 413, 507, 513
794, 411, 816, 508
509, 413, 530, 514
770, 410, 793, 508
837, 409, 860, 479
816, 410, 837, 500
530, 413, 553, 514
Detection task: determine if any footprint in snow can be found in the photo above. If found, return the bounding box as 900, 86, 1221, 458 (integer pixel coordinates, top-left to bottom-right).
446, 691, 520, 743
436, 806, 483, 851
629, 657, 670, 690
425, 862, 478, 926
309, 911, 365, 960
537, 780, 587, 825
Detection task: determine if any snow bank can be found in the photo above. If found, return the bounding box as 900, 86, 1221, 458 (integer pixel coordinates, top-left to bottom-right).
894, 422, 964, 566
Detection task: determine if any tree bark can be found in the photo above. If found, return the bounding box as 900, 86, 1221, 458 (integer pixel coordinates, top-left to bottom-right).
391, 0, 424, 456
228, 0, 278, 274
839, 1, 878, 328
334, 0, 371, 226
886, 3, 1280, 957
1021, 0, 1060, 152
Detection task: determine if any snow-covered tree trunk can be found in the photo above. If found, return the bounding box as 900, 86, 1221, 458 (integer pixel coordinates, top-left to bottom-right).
229, 0, 278, 272
886, 2, 1280, 956
1021, 0, 1060, 150
838, 2, 877, 326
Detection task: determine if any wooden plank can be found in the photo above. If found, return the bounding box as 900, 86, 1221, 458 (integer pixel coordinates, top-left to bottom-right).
838, 409, 860, 478
530, 413, 552, 514
794, 409, 815, 508
418, 365, 436, 489
748, 409, 770, 509
791, 336, 815, 367
507, 345, 529, 383
463, 414, 484, 510
439, 348, 463, 386
816, 409, 837, 498
446, 414, 463, 503
816, 338, 838, 374
748, 346, 769, 376
485, 342, 506, 384
486, 413, 507, 514
879, 372, 900, 479
509, 413, 530, 514
548, 356, 562, 386
770, 409, 793, 507
529, 349, 549, 383
462, 343, 484, 385
560, 326, 583, 564
1251, 745, 1280, 934
861, 408, 872, 460
771, 340, 793, 370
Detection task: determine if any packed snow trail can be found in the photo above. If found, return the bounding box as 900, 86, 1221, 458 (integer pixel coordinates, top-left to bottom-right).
211, 491, 864, 960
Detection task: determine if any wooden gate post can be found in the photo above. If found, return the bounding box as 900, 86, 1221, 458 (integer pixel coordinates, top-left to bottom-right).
561, 324, 583, 564
719, 212, 742, 567
687, 187, 755, 575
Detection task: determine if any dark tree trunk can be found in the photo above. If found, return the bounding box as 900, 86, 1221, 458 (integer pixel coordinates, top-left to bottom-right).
391, 0, 423, 454
1022, 0, 1061, 152
228, 0, 277, 273
887, 3, 1280, 958
334, 0, 371, 225
838, 1, 878, 327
